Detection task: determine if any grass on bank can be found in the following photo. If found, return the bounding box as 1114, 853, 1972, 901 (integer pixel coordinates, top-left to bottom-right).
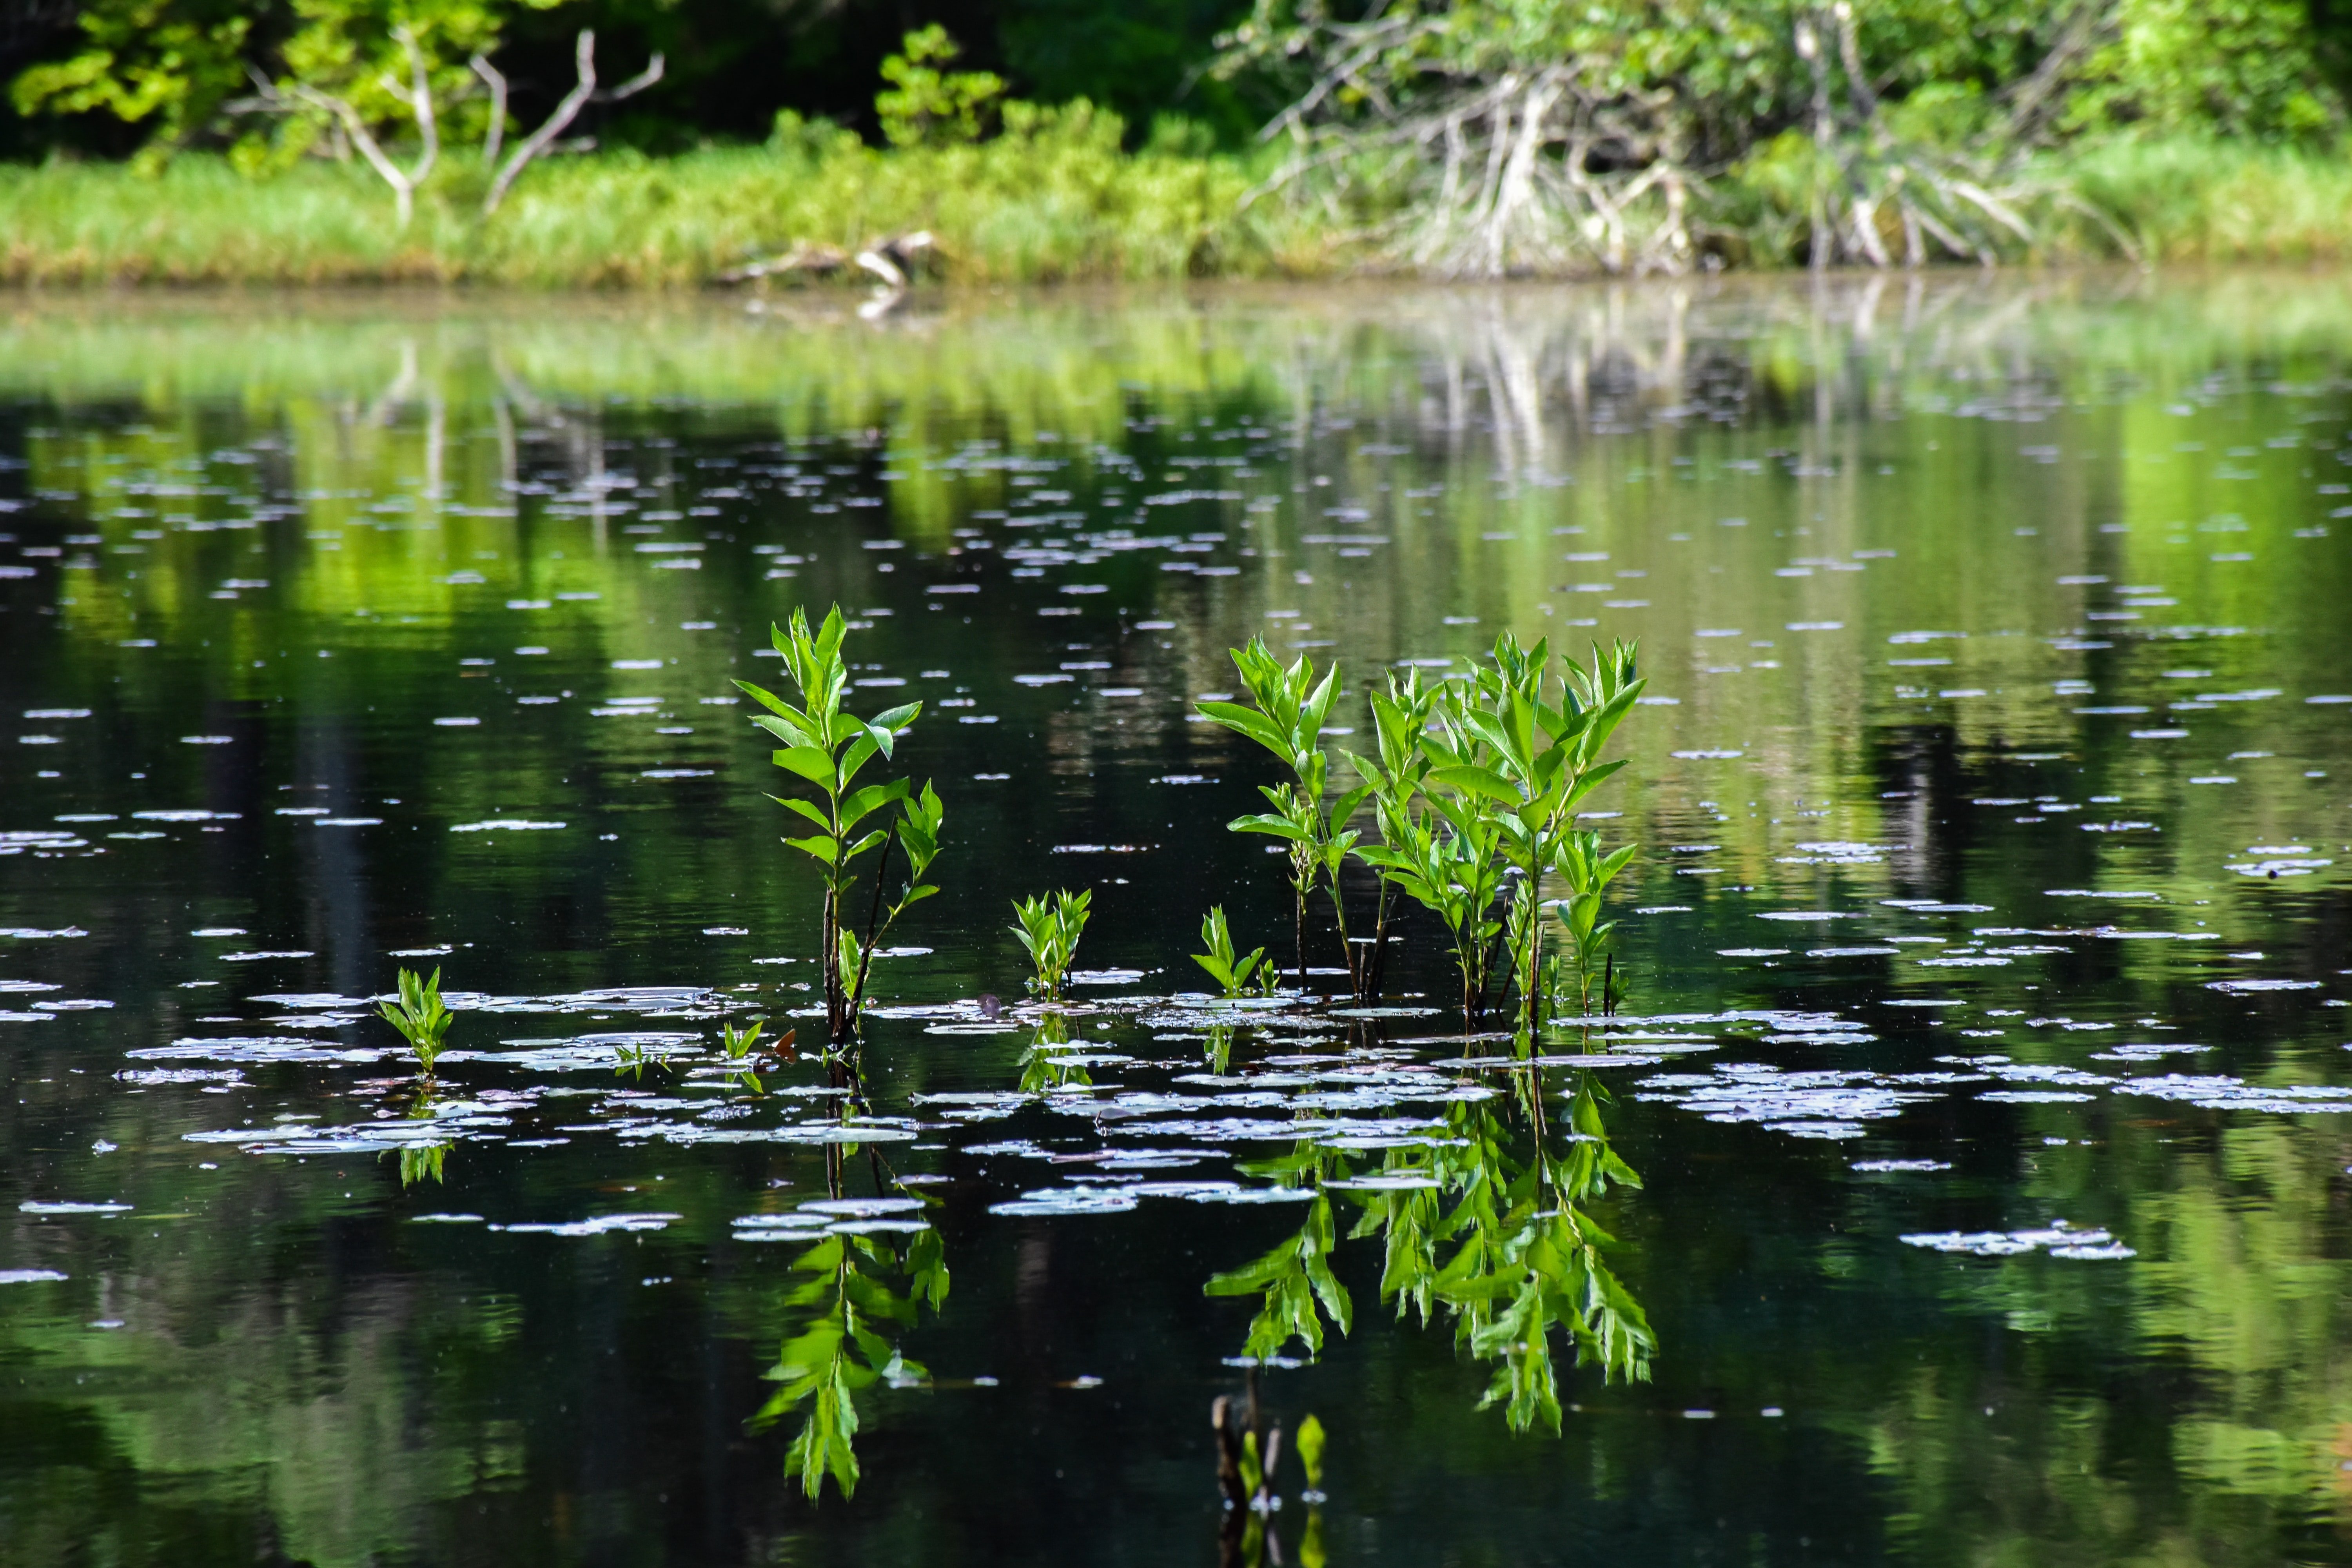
0, 104, 1314, 287
6, 122, 2352, 287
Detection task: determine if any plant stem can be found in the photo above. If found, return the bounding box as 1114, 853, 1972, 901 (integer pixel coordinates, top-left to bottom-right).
848, 823, 899, 1025
1326, 879, 1357, 1002
1294, 881, 1307, 990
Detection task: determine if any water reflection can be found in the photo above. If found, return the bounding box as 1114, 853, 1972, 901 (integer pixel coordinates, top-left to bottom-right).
1208, 1059, 1653, 1433
4, 275, 2352, 1565
748, 1088, 950, 1500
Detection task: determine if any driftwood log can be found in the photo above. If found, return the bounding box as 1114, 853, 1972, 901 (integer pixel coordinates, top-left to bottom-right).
715, 231, 936, 287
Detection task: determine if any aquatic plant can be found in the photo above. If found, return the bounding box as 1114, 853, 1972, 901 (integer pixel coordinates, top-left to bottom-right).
1345, 637, 1642, 1028
1199, 640, 1374, 995
1205, 633, 1641, 1025
1191, 905, 1268, 998
1012, 888, 1090, 1001
738, 606, 946, 1048
1423, 635, 1644, 1030
1336, 665, 1443, 1002
1552, 831, 1638, 1017
1354, 770, 1507, 1022
376, 966, 454, 1074
612, 1039, 671, 1081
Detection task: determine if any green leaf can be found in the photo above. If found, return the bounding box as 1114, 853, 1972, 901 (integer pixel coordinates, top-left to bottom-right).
1428, 763, 1521, 805
784, 833, 840, 865
772, 745, 839, 789
1198, 700, 1290, 755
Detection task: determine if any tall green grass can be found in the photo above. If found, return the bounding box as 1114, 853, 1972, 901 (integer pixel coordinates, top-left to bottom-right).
2052, 137, 2352, 264
4, 125, 2349, 286
0, 103, 1318, 286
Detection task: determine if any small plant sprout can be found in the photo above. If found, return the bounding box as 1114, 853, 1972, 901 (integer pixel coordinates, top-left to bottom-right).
613, 1040, 672, 1081
1296, 1412, 1328, 1501
377, 967, 453, 1074
1191, 905, 1266, 998
1553, 831, 1638, 1017
1013, 888, 1090, 1001
737, 605, 947, 1049
722, 1018, 767, 1060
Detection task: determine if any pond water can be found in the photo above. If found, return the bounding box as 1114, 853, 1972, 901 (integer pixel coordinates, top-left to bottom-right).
3, 274, 2350, 1566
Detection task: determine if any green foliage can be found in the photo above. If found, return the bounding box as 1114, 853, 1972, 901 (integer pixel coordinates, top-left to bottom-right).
1552, 831, 1638, 1017
1294, 1412, 1326, 1489
2069, 0, 2342, 142
737, 606, 942, 1047
1199, 639, 1370, 993
1347, 637, 1643, 1027
1191, 904, 1266, 997
1205, 1076, 1652, 1428
376, 965, 453, 1073
11, 0, 529, 172
721, 1018, 765, 1060
1012, 888, 1090, 1000
876, 27, 1007, 148
753, 1224, 949, 1501
1205, 1190, 1354, 1359
8, 0, 257, 163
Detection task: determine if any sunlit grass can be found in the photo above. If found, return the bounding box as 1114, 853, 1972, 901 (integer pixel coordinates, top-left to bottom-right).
5, 130, 2352, 285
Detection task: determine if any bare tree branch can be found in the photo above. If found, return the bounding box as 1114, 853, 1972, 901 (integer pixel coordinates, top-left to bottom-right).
470, 53, 507, 167
481, 31, 662, 215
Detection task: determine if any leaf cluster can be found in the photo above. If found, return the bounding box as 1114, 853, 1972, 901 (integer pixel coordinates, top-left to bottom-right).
376, 964, 453, 1073
1205, 1079, 1653, 1434
1191, 904, 1268, 997
1012, 888, 1090, 1000
738, 605, 944, 1045
755, 1225, 949, 1501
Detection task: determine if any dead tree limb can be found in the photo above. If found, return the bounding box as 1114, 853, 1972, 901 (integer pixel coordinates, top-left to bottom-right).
482, 30, 664, 215
469, 53, 507, 166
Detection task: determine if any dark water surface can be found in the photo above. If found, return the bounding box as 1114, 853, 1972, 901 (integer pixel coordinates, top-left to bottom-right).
4, 275, 2352, 1566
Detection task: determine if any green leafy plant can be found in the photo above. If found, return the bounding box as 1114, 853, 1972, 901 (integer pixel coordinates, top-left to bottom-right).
377, 965, 453, 1074
1553, 831, 1638, 1017
613, 1038, 678, 1081
1349, 636, 1642, 1029
1295, 1411, 1326, 1491
1013, 888, 1090, 1001
1191, 904, 1267, 998
1336, 665, 1443, 1001
719, 1017, 785, 1091
738, 606, 946, 1048
1422, 635, 1644, 1030
876, 25, 1006, 148
1198, 639, 1372, 995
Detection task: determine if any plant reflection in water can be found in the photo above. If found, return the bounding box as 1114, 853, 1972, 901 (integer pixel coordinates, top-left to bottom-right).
1207, 1050, 1652, 1435
751, 1068, 949, 1501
